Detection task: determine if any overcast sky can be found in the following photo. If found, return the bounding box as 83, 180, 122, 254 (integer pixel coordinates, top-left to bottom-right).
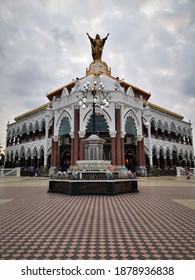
0, 0, 195, 149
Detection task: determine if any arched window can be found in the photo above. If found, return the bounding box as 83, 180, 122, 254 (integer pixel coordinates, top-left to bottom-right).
86, 114, 109, 134
58, 116, 71, 136
125, 116, 137, 135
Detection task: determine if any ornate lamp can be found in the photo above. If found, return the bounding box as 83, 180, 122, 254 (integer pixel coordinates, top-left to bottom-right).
77, 75, 110, 135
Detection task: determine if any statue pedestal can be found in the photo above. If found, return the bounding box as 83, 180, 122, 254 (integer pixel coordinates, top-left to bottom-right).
86, 60, 111, 76
82, 134, 106, 160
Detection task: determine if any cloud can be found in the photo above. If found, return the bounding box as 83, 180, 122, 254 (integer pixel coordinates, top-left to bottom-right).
0, 0, 195, 150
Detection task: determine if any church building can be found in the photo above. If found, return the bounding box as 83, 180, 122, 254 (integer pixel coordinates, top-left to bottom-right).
4, 34, 194, 175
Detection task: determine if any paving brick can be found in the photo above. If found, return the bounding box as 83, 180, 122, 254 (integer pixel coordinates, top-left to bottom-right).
0, 178, 194, 259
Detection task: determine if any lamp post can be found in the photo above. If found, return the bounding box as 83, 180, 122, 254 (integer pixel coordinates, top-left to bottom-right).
77, 75, 110, 135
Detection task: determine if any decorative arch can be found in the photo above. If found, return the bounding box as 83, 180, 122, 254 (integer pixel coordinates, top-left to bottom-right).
40, 118, 46, 128
172, 145, 178, 166
164, 122, 169, 131
28, 123, 33, 133
150, 118, 156, 136
170, 122, 176, 133
58, 116, 71, 136
177, 126, 182, 135
39, 146, 45, 166
21, 123, 28, 134
32, 147, 38, 157
11, 128, 16, 138
124, 109, 140, 134
20, 146, 26, 158
152, 145, 158, 167
83, 106, 111, 127
166, 147, 171, 167
34, 121, 39, 131
39, 146, 45, 158
125, 116, 137, 135
184, 150, 189, 161
26, 148, 32, 158
34, 121, 40, 138
56, 110, 72, 132
157, 120, 163, 130
86, 113, 109, 133
159, 146, 165, 157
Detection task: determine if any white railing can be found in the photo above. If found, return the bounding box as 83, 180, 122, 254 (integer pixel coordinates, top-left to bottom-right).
176, 167, 195, 177
0, 167, 21, 177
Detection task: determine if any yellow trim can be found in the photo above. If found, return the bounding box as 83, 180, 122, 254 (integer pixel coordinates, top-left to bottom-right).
14, 102, 51, 121
119, 79, 151, 96
145, 101, 184, 119
46, 81, 76, 99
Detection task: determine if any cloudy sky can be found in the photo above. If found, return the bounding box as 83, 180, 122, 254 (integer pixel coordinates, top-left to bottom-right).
0, 0, 195, 148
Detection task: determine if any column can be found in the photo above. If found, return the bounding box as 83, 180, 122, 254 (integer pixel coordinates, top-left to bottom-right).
168, 131, 171, 141
37, 157, 40, 169
110, 131, 117, 165
164, 156, 167, 168
137, 136, 145, 166
162, 130, 165, 140
70, 133, 74, 166
146, 123, 153, 167
78, 131, 85, 160
155, 129, 158, 139
121, 132, 126, 166
73, 107, 79, 165
44, 124, 49, 168
58, 137, 62, 167
51, 136, 58, 168
115, 106, 122, 165
157, 157, 160, 168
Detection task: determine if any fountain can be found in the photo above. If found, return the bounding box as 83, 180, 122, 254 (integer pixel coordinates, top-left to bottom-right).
48, 133, 138, 195
48, 33, 138, 195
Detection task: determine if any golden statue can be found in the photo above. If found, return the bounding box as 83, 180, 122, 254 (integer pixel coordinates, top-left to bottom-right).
87, 33, 109, 62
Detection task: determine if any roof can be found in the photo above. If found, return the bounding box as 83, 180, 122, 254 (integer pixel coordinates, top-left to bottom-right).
145, 101, 184, 120
119, 79, 151, 100
14, 102, 51, 121
46, 81, 76, 101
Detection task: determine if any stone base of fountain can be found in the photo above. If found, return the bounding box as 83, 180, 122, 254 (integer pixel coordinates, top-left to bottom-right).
48, 178, 138, 195
48, 160, 138, 195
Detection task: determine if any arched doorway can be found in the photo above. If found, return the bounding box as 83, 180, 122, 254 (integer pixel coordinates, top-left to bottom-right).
58, 116, 71, 169
152, 146, 158, 167
124, 116, 137, 171
125, 149, 136, 172
60, 149, 71, 171
159, 148, 165, 168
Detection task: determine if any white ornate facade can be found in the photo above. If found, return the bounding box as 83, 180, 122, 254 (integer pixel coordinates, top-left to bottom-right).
5, 54, 194, 174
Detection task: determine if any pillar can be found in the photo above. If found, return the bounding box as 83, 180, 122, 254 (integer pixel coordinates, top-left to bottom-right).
51, 136, 58, 168
70, 133, 74, 166
137, 136, 145, 166
44, 124, 49, 168
146, 123, 153, 167
121, 132, 125, 166
155, 129, 158, 139
157, 157, 160, 168
78, 131, 85, 160
73, 107, 79, 165
162, 130, 165, 140
110, 131, 116, 165
115, 106, 122, 165
164, 156, 167, 168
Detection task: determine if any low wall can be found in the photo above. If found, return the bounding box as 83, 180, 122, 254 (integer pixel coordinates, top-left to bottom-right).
48, 179, 138, 195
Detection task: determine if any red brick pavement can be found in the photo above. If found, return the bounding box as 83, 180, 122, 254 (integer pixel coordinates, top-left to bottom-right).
0, 179, 194, 260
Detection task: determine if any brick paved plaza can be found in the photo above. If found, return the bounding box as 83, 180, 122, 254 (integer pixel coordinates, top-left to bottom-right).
0, 176, 194, 260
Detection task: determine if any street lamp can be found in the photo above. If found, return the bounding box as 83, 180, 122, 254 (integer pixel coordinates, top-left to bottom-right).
77, 75, 110, 135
